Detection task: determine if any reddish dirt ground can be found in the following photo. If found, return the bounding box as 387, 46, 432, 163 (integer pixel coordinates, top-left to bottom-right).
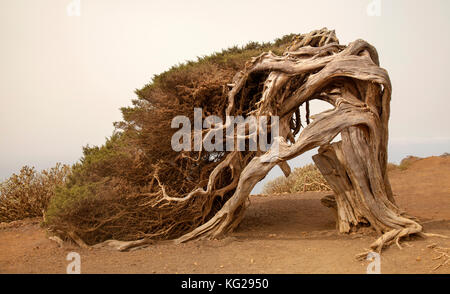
0, 155, 449, 274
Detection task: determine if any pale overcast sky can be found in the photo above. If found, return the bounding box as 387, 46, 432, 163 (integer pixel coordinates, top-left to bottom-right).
1, 0, 449, 192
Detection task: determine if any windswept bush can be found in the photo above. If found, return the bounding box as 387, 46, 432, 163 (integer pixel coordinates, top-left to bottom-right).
44, 36, 298, 245
263, 164, 331, 195
0, 163, 70, 222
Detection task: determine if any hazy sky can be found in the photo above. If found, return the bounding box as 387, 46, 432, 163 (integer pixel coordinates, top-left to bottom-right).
1, 0, 449, 192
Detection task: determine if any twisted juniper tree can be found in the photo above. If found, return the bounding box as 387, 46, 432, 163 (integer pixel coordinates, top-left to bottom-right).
47, 28, 435, 254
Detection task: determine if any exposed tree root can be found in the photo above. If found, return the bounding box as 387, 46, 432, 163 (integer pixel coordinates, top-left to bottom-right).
93, 238, 156, 252
427, 243, 450, 271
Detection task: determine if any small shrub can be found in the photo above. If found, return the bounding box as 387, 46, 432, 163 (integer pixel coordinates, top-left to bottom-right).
398, 156, 420, 170
263, 164, 331, 194
386, 162, 398, 172
0, 163, 71, 223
